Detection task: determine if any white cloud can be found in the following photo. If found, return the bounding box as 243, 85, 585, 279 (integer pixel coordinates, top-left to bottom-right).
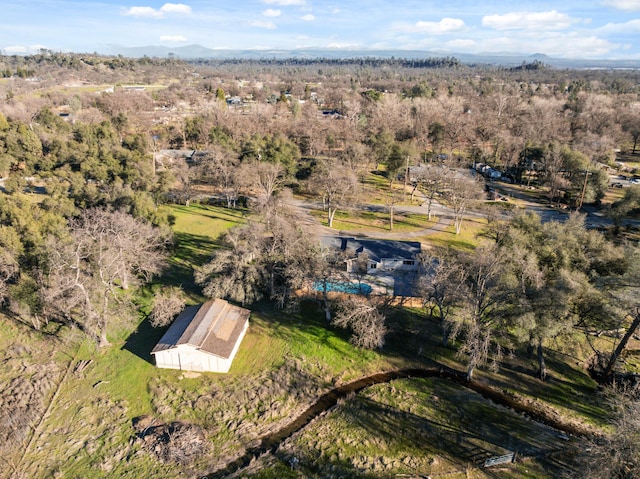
447, 39, 476, 49
480, 32, 617, 58
263, 0, 306, 5
122, 6, 163, 18
415, 18, 467, 34
3, 45, 28, 54
327, 42, 362, 49
249, 20, 277, 29
3, 44, 48, 54
160, 35, 187, 42
160, 3, 192, 14
394, 18, 467, 34
602, 0, 640, 10
301, 14, 315, 21
598, 18, 640, 32
482, 10, 579, 31
121, 3, 191, 19
263, 9, 281, 17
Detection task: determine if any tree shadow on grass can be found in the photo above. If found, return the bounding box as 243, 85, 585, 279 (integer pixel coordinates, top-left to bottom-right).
121, 315, 167, 365
494, 350, 605, 422
154, 230, 221, 295
255, 299, 356, 359
327, 384, 577, 477
289, 389, 532, 478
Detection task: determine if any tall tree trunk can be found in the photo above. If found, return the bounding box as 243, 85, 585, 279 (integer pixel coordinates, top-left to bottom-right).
322, 282, 331, 322
97, 286, 112, 348
324, 299, 332, 322
466, 362, 475, 382
410, 183, 419, 202
602, 312, 640, 382
537, 339, 547, 381
454, 216, 462, 234
441, 322, 450, 347
328, 207, 336, 228
270, 270, 276, 299
439, 308, 450, 346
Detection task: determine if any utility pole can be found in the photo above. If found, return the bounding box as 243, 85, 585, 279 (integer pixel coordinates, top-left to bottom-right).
403, 155, 409, 202
578, 167, 590, 210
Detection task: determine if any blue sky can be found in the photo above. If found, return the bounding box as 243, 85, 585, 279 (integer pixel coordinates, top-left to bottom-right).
1, 0, 640, 58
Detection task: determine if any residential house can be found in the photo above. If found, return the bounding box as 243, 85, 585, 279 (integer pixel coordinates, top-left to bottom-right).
153, 149, 210, 172
154, 149, 196, 172
151, 299, 250, 373
321, 236, 421, 274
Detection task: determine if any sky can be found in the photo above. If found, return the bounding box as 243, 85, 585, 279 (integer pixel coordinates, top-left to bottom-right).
1, 0, 640, 59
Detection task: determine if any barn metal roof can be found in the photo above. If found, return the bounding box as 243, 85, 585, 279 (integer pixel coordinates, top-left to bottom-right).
151, 299, 250, 359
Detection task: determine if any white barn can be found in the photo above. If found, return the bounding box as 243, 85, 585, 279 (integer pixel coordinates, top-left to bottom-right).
151, 299, 250, 373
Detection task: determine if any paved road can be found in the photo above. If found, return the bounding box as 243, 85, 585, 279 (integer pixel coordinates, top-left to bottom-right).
489, 180, 640, 229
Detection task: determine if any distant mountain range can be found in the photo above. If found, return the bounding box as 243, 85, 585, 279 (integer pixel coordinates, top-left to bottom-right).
97, 44, 640, 69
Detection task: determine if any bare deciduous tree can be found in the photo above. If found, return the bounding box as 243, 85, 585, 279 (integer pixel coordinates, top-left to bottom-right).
41, 209, 168, 346
195, 220, 266, 306
441, 173, 484, 234
312, 246, 349, 322
308, 159, 359, 228
410, 164, 447, 220
333, 296, 387, 349
171, 160, 197, 206
200, 148, 242, 208
456, 244, 508, 381
243, 160, 285, 212
196, 205, 318, 309
150, 286, 186, 328
574, 385, 640, 479
418, 251, 466, 346
385, 187, 403, 231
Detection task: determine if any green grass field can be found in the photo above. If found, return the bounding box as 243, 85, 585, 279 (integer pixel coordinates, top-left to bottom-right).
155, 203, 246, 296
312, 208, 439, 233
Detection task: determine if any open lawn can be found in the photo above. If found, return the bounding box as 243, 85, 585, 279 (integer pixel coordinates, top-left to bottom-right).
617, 152, 640, 171
420, 216, 488, 251
311, 207, 438, 233
156, 203, 246, 295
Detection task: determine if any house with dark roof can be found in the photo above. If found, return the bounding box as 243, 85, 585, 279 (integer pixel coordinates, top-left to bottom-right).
151, 299, 250, 373
153, 149, 196, 172
321, 236, 421, 274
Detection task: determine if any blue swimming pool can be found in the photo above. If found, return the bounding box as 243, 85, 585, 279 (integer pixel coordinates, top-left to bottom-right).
313, 281, 372, 295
